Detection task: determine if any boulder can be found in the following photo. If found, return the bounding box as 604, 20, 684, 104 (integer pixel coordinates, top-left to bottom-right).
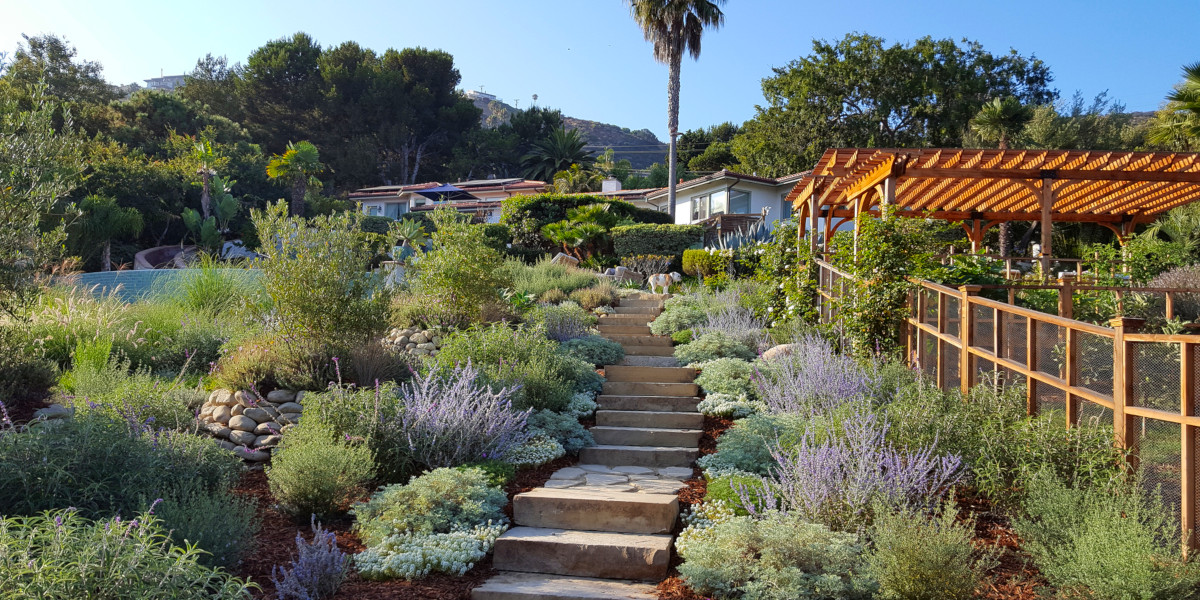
551, 252, 580, 267
410, 332, 430, 345
294, 391, 306, 405
254, 422, 279, 436
228, 415, 257, 432
207, 389, 236, 406
254, 434, 281, 448
217, 440, 236, 451
405, 343, 417, 350
277, 413, 300, 426
277, 402, 303, 414
266, 389, 296, 403
235, 447, 270, 462
229, 430, 257, 446
231, 404, 245, 417
243, 407, 273, 424
416, 342, 436, 351
199, 405, 215, 418
33, 404, 72, 420
760, 343, 801, 362
394, 335, 410, 346
234, 390, 257, 407
212, 405, 232, 424
204, 423, 232, 439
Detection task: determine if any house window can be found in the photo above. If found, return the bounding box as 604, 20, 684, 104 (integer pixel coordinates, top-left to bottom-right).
730, 190, 751, 214
691, 195, 706, 221
779, 192, 793, 220
366, 204, 382, 217
709, 190, 728, 216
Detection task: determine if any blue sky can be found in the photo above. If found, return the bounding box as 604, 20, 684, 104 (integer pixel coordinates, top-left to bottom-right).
4, 0, 1197, 140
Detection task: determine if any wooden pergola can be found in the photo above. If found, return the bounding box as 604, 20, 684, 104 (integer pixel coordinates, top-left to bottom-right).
787, 148, 1200, 270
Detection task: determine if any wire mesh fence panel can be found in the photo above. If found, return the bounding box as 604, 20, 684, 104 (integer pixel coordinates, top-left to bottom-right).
1035, 321, 1066, 378
1136, 419, 1183, 536
999, 310, 1027, 366
973, 305, 994, 353
1130, 341, 1181, 413
1036, 386, 1067, 426
945, 296, 960, 338
1077, 331, 1114, 398
1193, 427, 1200, 540
942, 341, 960, 390
919, 330, 938, 380
976, 357, 995, 381
923, 289, 939, 326
1078, 401, 1113, 431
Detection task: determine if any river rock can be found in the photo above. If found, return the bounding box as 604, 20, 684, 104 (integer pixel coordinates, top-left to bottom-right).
243, 407, 273, 423
235, 447, 270, 462
416, 342, 436, 350
405, 343, 416, 350
277, 413, 300, 425
229, 430, 257, 446
199, 405, 215, 418
411, 332, 430, 344
217, 440, 236, 451
394, 335, 410, 346
33, 404, 72, 420
234, 390, 257, 407
228, 415, 256, 432
254, 434, 281, 448
208, 389, 236, 406
294, 391, 306, 405
231, 404, 245, 417
204, 423, 232, 439
277, 402, 303, 414
212, 405, 232, 424
266, 389, 296, 403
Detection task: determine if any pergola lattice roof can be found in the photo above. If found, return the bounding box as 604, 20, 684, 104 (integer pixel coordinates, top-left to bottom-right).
787, 148, 1200, 226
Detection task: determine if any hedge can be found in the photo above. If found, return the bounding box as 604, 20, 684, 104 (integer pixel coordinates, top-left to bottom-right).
481, 224, 512, 252
500, 194, 671, 246
682, 248, 731, 277
612, 224, 705, 260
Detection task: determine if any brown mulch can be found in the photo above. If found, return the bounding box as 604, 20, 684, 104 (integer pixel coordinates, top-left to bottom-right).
956, 491, 1046, 599
698, 415, 732, 457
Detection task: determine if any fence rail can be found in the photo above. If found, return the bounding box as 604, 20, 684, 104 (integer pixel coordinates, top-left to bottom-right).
812, 258, 1198, 551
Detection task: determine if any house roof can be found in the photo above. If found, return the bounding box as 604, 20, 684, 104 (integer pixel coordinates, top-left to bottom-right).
349, 179, 546, 201
645, 169, 808, 199
410, 200, 502, 212
786, 148, 1200, 225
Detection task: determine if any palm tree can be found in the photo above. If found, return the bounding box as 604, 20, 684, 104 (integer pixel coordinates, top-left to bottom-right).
266, 141, 324, 217
75, 195, 143, 272
193, 140, 218, 219
521, 127, 593, 182
628, 0, 726, 220
1167, 62, 1200, 129
1144, 203, 1200, 257
971, 97, 1032, 255
553, 164, 604, 193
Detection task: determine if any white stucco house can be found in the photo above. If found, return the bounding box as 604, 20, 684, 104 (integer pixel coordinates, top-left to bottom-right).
643, 169, 807, 232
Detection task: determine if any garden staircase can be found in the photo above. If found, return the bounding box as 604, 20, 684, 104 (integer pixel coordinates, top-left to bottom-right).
473, 293, 702, 600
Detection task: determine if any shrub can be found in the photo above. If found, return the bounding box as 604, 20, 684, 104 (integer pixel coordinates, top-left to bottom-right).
704, 474, 774, 516
682, 248, 730, 277
570, 282, 618, 310
154, 253, 262, 317
271, 518, 350, 600
352, 468, 507, 579
62, 354, 204, 432
650, 302, 707, 337
0, 510, 254, 599
407, 207, 512, 326
431, 323, 574, 412
671, 329, 694, 344
756, 334, 874, 415
344, 340, 413, 387
480, 223, 512, 252
866, 504, 993, 600
676, 510, 875, 600
564, 392, 598, 418
526, 302, 592, 342
697, 413, 810, 476
538, 288, 568, 304
155, 482, 259, 569
611, 223, 704, 260
267, 421, 376, 519
740, 411, 963, 531
558, 354, 604, 395
457, 459, 517, 487
675, 331, 756, 364
695, 358, 757, 399
696, 393, 761, 419
252, 200, 391, 347
502, 434, 566, 468
528, 409, 593, 454
502, 257, 597, 297
620, 254, 673, 278
695, 303, 767, 350
1150, 264, 1200, 321
559, 335, 624, 366
500, 194, 669, 246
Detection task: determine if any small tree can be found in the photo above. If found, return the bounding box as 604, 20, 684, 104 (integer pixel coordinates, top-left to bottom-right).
74, 195, 144, 272
408, 206, 511, 325
266, 141, 324, 217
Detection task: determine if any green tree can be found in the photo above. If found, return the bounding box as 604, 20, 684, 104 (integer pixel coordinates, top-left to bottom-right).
0, 83, 85, 316
192, 139, 220, 219
72, 195, 144, 271
236, 33, 324, 153
521, 127, 594, 181
553, 163, 604, 194
1166, 61, 1200, 133
179, 54, 243, 122
628, 0, 726, 219
970, 97, 1033, 150
3, 34, 117, 104
1142, 203, 1200, 257
266, 140, 324, 217
732, 34, 1056, 176
408, 206, 511, 325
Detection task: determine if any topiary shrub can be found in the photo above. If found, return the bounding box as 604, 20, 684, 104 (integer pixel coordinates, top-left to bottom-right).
268, 421, 376, 520
559, 335, 624, 366
611, 223, 704, 262
695, 358, 758, 399
675, 331, 756, 365
500, 194, 670, 247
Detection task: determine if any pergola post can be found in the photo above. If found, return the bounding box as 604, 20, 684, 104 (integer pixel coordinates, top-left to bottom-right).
1040, 173, 1056, 276
880, 176, 896, 216
809, 194, 820, 256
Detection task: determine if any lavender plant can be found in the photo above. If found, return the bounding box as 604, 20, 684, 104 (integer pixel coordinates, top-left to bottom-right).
383, 362, 531, 468
525, 302, 592, 342
694, 304, 769, 351
739, 411, 963, 531
271, 517, 350, 600
755, 334, 874, 415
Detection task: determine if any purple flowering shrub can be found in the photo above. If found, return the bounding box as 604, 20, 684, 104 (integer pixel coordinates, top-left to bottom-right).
526, 303, 593, 342
755, 333, 875, 415
271, 517, 351, 600
694, 305, 769, 352
738, 410, 964, 531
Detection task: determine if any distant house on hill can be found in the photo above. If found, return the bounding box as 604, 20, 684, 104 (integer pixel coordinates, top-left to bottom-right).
143, 74, 186, 92
644, 170, 807, 233
350, 177, 548, 224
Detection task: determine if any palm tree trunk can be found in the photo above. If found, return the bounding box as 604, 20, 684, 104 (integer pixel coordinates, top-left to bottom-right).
290, 181, 306, 218
101, 241, 111, 272
666, 52, 682, 221
200, 172, 212, 220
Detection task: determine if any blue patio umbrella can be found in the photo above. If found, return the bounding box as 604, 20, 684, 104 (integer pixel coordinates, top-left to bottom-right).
415, 184, 477, 202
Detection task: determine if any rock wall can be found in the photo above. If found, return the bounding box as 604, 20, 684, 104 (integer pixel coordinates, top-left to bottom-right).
197, 389, 305, 462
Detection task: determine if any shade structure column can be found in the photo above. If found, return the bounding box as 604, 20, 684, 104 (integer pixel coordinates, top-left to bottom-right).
1040, 173, 1056, 275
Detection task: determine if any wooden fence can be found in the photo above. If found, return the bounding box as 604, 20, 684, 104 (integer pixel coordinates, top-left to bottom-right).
813, 258, 1198, 551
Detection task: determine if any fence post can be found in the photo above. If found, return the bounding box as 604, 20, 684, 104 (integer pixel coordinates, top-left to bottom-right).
1167, 292, 1176, 321
1065, 326, 1079, 427
959, 285, 982, 396
936, 292, 947, 387
1110, 317, 1145, 470
1027, 317, 1039, 417
1058, 274, 1076, 320
1182, 342, 1197, 554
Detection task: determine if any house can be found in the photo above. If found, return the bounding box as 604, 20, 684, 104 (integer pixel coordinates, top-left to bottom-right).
143, 74, 186, 92
585, 177, 659, 210
351, 178, 548, 224
643, 169, 808, 232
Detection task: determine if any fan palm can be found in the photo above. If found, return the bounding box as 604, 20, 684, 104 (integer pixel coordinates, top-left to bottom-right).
628, 0, 726, 219
521, 128, 593, 181
193, 140, 218, 219
1144, 203, 1200, 256
75, 195, 143, 272
266, 140, 324, 217
971, 97, 1032, 255
1167, 62, 1200, 126
553, 164, 604, 194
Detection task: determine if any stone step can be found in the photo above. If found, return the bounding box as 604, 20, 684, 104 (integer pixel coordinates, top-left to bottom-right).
602, 365, 695, 383
613, 306, 659, 315
619, 298, 664, 308
597, 395, 700, 413
578, 445, 699, 468
621, 345, 675, 357
596, 410, 704, 429
600, 312, 656, 321
602, 382, 698, 397
597, 324, 651, 336
471, 572, 658, 600
617, 356, 679, 367
492, 527, 672, 581
606, 334, 671, 346
591, 426, 702, 447
513, 487, 678, 534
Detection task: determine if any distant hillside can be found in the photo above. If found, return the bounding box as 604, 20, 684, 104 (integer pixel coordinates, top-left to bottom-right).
471, 94, 667, 169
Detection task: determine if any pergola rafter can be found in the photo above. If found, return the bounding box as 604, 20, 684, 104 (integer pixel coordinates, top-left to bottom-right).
789, 148, 1200, 271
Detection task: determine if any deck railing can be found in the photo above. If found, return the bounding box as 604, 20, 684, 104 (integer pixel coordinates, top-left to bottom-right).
812, 258, 1198, 550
